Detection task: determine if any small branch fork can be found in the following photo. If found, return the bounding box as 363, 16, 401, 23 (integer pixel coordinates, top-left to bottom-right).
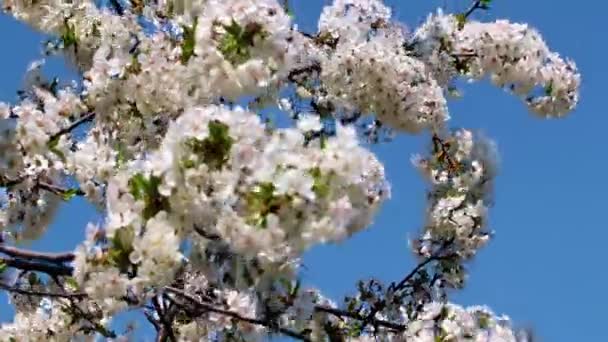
47, 112, 96, 143
0, 112, 94, 196
164, 286, 312, 341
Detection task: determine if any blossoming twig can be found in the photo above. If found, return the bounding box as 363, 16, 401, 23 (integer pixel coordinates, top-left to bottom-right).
164, 286, 312, 341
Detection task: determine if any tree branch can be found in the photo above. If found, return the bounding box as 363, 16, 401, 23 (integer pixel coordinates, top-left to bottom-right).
463, 0, 488, 19
164, 286, 311, 342
48, 112, 96, 142
0, 256, 73, 276
0, 245, 75, 262
0, 282, 86, 298
153, 295, 176, 342
193, 225, 221, 241
0, 175, 25, 188
314, 305, 405, 331
38, 182, 85, 198
359, 248, 456, 332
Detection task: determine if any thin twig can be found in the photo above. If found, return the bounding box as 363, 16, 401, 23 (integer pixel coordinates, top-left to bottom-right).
48, 112, 96, 142
314, 305, 405, 331
38, 182, 85, 197
164, 286, 311, 341
145, 310, 161, 332
0, 175, 25, 188
0, 282, 86, 298
193, 226, 221, 241
463, 0, 487, 19
153, 295, 176, 342
359, 249, 455, 332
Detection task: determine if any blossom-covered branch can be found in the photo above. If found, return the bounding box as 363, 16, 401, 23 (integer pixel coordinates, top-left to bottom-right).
0, 0, 579, 340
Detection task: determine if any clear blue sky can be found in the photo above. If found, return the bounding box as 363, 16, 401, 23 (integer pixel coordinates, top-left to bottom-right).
0, 0, 605, 341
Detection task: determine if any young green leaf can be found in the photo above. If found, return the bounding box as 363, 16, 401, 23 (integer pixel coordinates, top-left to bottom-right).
61, 188, 81, 201
217, 20, 267, 65
180, 17, 198, 64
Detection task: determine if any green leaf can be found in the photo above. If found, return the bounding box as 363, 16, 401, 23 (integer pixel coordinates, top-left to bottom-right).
180, 17, 198, 64
128, 173, 168, 220
61, 19, 78, 48
455, 13, 467, 30
113, 226, 135, 254
64, 276, 79, 289
310, 167, 333, 198
115, 142, 128, 167
217, 20, 267, 65
183, 120, 234, 170
478, 315, 490, 329
319, 135, 327, 150
544, 81, 554, 96
180, 158, 196, 169
108, 226, 135, 273
47, 135, 67, 163
291, 279, 301, 297
479, 0, 492, 9
245, 182, 289, 228
126, 55, 141, 75
61, 188, 80, 201
347, 321, 363, 337
0, 260, 7, 274
282, 0, 294, 18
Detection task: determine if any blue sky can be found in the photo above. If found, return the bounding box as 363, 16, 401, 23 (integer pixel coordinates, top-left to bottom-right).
0, 0, 605, 341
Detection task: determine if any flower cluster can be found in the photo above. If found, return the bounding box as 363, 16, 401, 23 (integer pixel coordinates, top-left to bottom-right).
413, 130, 497, 258
400, 302, 525, 342
318, 0, 393, 42
0, 291, 108, 341
321, 35, 449, 133
191, 0, 303, 99
413, 10, 580, 116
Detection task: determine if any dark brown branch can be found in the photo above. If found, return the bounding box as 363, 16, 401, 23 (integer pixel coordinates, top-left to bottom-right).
0, 282, 86, 298
359, 249, 456, 332
287, 62, 321, 83
38, 182, 85, 197
153, 295, 176, 342
0, 175, 25, 188
393, 254, 446, 292
48, 112, 96, 142
193, 226, 221, 241
164, 286, 311, 341
463, 0, 488, 19
0, 245, 75, 262
0, 256, 73, 276
145, 310, 161, 332
314, 305, 405, 331
0, 175, 84, 198
66, 297, 117, 338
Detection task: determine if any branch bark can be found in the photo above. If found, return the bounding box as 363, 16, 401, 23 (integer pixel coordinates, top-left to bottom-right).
48, 112, 96, 142
164, 286, 312, 342
0, 282, 86, 298
0, 245, 75, 262
0, 256, 73, 276
463, 0, 487, 19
